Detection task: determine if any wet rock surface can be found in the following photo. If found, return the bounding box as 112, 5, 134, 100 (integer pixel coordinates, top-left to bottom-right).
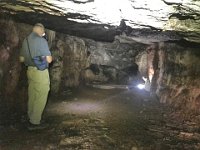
1, 87, 200, 150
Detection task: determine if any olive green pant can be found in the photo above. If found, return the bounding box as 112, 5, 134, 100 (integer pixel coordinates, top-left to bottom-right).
27, 67, 50, 125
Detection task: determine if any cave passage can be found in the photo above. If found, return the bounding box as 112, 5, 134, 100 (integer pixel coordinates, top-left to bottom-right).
2, 87, 200, 150
0, 0, 200, 149
0, 19, 200, 150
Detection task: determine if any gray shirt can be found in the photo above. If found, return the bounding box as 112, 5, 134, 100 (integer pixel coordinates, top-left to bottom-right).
20, 32, 51, 66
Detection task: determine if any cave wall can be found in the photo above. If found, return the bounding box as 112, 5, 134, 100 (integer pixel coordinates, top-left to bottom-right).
0, 19, 20, 110
50, 34, 89, 92
50, 33, 146, 92
1, 18, 200, 117
152, 42, 200, 116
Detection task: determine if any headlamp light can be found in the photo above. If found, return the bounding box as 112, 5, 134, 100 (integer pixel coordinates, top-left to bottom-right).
137, 84, 145, 90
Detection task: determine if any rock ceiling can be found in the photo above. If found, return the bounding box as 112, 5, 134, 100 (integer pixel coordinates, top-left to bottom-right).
0, 0, 200, 43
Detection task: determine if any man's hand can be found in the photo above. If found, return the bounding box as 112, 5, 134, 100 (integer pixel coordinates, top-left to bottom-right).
46, 56, 52, 63
19, 56, 25, 62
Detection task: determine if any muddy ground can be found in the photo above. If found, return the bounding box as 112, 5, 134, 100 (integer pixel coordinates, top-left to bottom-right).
1, 87, 200, 150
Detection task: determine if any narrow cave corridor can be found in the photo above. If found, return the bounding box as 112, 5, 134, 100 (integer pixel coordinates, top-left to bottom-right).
0, 87, 181, 149
0, 0, 200, 150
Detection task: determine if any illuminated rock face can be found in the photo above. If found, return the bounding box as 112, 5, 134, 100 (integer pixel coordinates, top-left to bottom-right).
50, 34, 146, 90
143, 42, 200, 116
0, 0, 199, 43
157, 43, 200, 115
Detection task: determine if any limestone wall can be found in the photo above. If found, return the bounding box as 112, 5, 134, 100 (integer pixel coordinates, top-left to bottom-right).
154, 42, 200, 116
49, 34, 146, 92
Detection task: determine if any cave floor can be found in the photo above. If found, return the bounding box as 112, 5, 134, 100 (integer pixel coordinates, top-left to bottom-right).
1, 87, 200, 150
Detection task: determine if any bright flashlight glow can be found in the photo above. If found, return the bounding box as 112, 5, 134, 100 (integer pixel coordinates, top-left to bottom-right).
137, 84, 145, 90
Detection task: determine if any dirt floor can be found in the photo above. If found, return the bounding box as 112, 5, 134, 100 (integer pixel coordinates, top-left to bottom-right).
1, 86, 200, 150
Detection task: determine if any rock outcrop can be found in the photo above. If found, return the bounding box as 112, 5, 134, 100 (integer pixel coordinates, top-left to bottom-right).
0, 0, 199, 43
156, 42, 200, 116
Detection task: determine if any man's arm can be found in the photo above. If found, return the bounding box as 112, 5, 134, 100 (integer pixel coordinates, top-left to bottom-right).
39, 38, 52, 63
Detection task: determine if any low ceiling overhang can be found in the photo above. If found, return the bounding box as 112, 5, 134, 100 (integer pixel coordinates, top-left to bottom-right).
0, 0, 199, 44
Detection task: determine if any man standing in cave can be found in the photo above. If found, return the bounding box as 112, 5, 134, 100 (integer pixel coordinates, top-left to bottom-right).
19, 23, 52, 130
